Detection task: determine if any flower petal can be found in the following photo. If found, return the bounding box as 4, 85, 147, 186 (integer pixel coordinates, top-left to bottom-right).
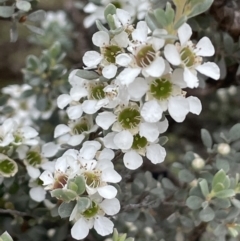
100, 198, 120, 215
145, 56, 165, 77
94, 216, 114, 236
195, 37, 214, 56
146, 144, 166, 164
71, 218, 89, 240
113, 130, 133, 150
92, 31, 109, 47
141, 100, 163, 123
139, 122, 159, 142
187, 96, 202, 115
42, 142, 59, 158
82, 100, 99, 114
115, 53, 132, 67
123, 150, 143, 170
103, 132, 118, 149
97, 185, 117, 199
54, 124, 71, 138
83, 51, 102, 67
57, 94, 71, 109
196, 62, 220, 80
164, 44, 181, 66
101, 167, 122, 183
178, 23, 192, 46
183, 67, 199, 88
96, 112, 116, 130
168, 96, 189, 122
117, 68, 141, 85
30, 187, 46, 202
128, 77, 148, 100
102, 64, 117, 79
67, 105, 83, 120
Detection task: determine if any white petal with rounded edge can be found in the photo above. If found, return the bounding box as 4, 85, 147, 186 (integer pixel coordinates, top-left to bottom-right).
116, 8, 131, 26
100, 198, 120, 215
171, 68, 187, 88
145, 56, 165, 77
94, 216, 114, 236
68, 134, 85, 146
112, 31, 129, 48
21, 126, 38, 138
178, 23, 192, 46
82, 100, 98, 114
151, 29, 167, 50
92, 31, 110, 47
101, 167, 122, 183
183, 68, 199, 88
123, 150, 143, 170
98, 148, 114, 161
115, 53, 132, 67
164, 44, 181, 66
71, 218, 89, 240
70, 86, 88, 101
139, 122, 159, 142
132, 21, 148, 42
113, 130, 133, 150
97, 185, 117, 199
103, 132, 118, 149
196, 62, 220, 80
187, 96, 202, 115
27, 166, 40, 179
141, 100, 163, 123
146, 144, 166, 164
42, 142, 59, 157
96, 111, 116, 130
157, 118, 169, 134
39, 170, 54, 185
195, 37, 214, 56
168, 96, 189, 122
128, 77, 148, 100
30, 187, 46, 202
67, 105, 83, 120
83, 51, 102, 67
117, 68, 141, 85
54, 124, 70, 138
102, 64, 117, 79
80, 144, 98, 160
57, 94, 71, 109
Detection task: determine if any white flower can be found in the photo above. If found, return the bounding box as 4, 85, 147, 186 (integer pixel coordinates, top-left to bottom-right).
164, 23, 220, 88
54, 116, 98, 146
0, 118, 15, 147
83, 30, 129, 79
70, 196, 120, 239
103, 118, 168, 169
140, 72, 202, 123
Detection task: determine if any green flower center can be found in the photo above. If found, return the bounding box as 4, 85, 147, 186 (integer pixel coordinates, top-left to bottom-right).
131, 134, 148, 150
84, 172, 100, 188
150, 78, 172, 100
180, 47, 195, 67
136, 46, 155, 68
90, 84, 106, 100
14, 134, 23, 144
26, 151, 42, 167
104, 45, 122, 63
112, 1, 122, 8
83, 201, 99, 218
118, 107, 141, 130
72, 122, 89, 135
0, 159, 17, 175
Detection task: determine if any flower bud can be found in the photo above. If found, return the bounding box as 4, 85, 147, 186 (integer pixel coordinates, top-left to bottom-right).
144, 227, 153, 235
47, 229, 56, 238
192, 156, 205, 170
189, 179, 198, 187
217, 143, 231, 155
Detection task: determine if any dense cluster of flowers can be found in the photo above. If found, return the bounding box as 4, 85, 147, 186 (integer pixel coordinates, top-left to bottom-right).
0, 2, 221, 240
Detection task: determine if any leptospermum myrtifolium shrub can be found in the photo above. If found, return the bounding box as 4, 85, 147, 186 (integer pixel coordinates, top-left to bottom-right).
2, 0, 240, 240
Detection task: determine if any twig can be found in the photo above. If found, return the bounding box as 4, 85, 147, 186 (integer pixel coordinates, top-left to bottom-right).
0, 208, 36, 218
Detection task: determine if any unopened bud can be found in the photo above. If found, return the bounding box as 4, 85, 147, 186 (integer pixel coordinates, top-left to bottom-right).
192, 156, 205, 170
189, 179, 198, 187
144, 227, 153, 235
217, 143, 231, 155
47, 229, 56, 238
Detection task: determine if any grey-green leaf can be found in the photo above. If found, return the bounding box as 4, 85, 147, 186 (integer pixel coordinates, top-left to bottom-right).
186, 196, 203, 210
199, 206, 215, 222
201, 129, 212, 148
178, 169, 195, 183
229, 123, 240, 142
199, 179, 209, 197
75, 69, 99, 80
214, 189, 235, 199
27, 10, 46, 22
58, 202, 75, 218
0, 232, 13, 241
77, 197, 91, 213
